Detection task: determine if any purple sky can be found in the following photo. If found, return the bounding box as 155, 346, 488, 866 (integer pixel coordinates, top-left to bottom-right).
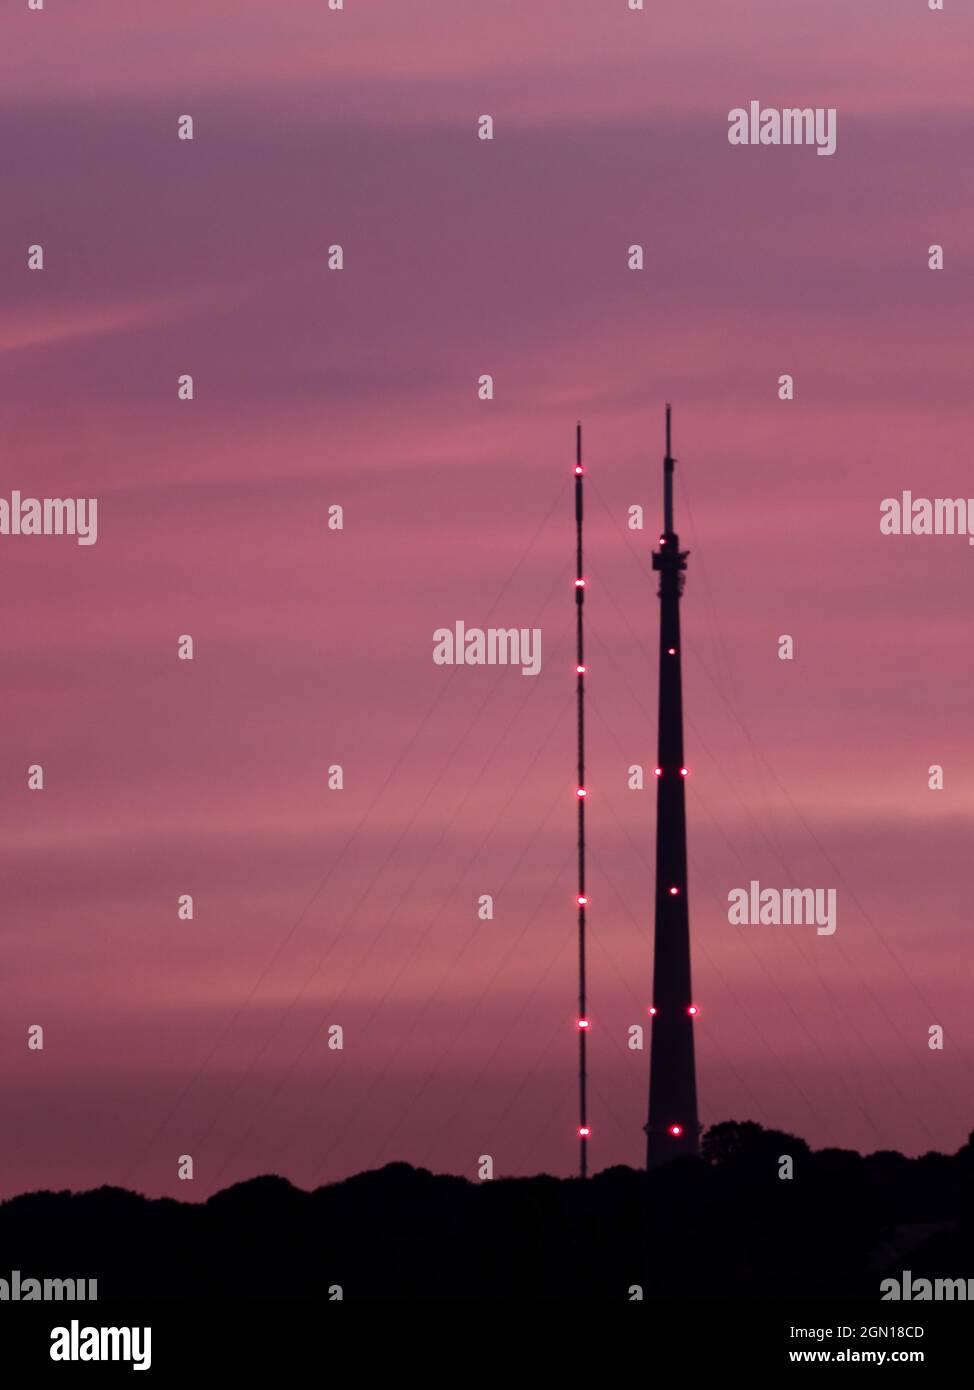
2, 1, 973, 1198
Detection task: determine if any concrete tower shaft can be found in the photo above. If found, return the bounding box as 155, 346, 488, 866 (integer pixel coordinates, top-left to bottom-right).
645, 406, 700, 1169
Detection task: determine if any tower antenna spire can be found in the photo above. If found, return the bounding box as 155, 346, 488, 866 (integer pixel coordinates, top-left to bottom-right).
664, 402, 674, 535
574, 421, 590, 1178
646, 404, 700, 1169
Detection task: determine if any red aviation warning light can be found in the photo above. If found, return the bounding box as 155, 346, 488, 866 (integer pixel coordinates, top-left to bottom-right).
668, 1124, 683, 1138
669, 886, 679, 896
577, 1018, 590, 1030
687, 1005, 698, 1017
578, 1126, 591, 1138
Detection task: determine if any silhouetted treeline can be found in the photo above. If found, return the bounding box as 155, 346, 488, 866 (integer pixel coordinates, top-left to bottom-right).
3, 1122, 974, 1300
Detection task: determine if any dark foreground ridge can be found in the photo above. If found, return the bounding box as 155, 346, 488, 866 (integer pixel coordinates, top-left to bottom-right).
3, 1122, 974, 1300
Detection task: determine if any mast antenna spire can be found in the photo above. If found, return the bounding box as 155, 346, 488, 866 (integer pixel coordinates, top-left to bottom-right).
574, 421, 589, 1178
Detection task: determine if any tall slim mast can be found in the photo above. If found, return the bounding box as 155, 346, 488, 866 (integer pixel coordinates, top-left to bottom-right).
574, 423, 590, 1178
645, 405, 700, 1168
